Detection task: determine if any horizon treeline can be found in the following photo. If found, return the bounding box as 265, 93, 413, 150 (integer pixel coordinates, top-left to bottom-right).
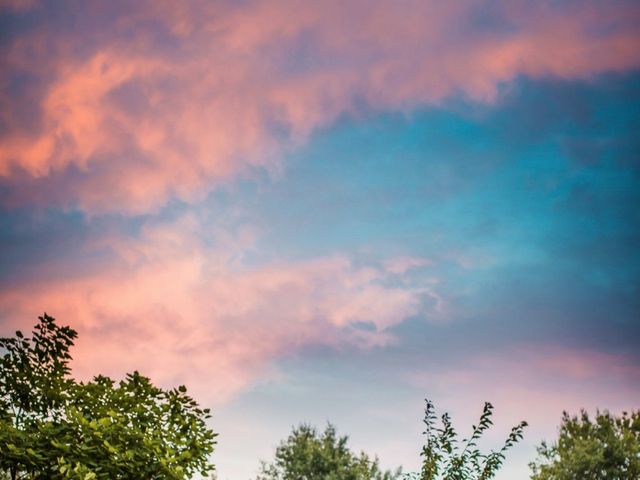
1, 315, 638, 479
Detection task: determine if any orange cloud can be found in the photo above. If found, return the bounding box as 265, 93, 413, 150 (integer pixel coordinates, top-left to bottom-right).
1, 0, 639, 212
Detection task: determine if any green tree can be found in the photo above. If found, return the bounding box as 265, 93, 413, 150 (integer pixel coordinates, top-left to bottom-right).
257, 423, 401, 480
404, 399, 527, 480
529, 409, 640, 480
0, 313, 216, 479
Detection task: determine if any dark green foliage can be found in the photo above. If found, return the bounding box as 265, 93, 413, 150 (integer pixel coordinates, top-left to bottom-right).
405, 399, 527, 480
0, 313, 76, 423
0, 314, 216, 479
257, 423, 401, 480
529, 409, 640, 480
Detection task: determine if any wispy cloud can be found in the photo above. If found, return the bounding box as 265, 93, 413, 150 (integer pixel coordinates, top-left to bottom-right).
0, 212, 435, 402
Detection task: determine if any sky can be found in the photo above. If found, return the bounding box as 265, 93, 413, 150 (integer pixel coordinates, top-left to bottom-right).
1, 0, 639, 478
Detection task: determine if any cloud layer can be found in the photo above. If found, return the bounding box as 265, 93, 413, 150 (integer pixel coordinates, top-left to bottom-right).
1, 0, 639, 212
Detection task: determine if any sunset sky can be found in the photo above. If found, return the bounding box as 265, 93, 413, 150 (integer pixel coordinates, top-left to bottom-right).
1, 1, 639, 478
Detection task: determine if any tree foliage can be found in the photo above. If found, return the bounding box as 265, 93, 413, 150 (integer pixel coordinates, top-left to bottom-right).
529, 409, 640, 480
404, 399, 527, 480
0, 313, 216, 479
257, 423, 401, 480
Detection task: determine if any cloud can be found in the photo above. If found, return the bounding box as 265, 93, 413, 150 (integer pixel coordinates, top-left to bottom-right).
383, 256, 432, 275
0, 0, 35, 11
402, 344, 640, 444
1, 0, 639, 212
0, 213, 434, 403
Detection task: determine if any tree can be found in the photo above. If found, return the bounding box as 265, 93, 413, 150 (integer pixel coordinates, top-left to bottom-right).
404, 399, 527, 480
529, 409, 640, 479
0, 313, 216, 479
257, 423, 401, 480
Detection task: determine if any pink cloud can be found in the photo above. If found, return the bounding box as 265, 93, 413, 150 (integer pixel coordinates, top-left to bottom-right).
396, 344, 640, 479
404, 344, 640, 437
0, 214, 435, 403
1, 0, 639, 212
0, 0, 35, 11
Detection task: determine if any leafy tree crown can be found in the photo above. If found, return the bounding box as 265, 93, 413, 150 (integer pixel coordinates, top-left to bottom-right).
529, 409, 640, 480
404, 399, 527, 480
0, 313, 216, 480
257, 423, 401, 480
